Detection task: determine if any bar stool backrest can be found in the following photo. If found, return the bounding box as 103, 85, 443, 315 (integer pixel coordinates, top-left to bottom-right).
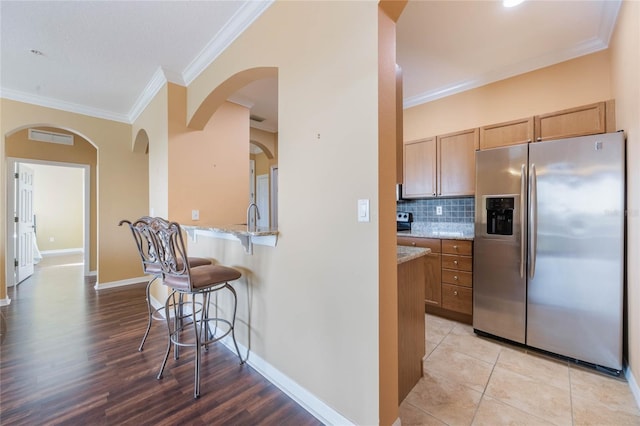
147, 217, 193, 291
119, 216, 160, 275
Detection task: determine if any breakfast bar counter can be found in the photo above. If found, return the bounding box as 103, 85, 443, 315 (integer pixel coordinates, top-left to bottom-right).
182, 224, 279, 254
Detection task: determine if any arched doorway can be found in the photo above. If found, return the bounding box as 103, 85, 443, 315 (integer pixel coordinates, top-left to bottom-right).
4, 126, 97, 287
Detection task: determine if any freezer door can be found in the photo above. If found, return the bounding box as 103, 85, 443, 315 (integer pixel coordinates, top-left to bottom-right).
474, 144, 528, 343
527, 132, 624, 371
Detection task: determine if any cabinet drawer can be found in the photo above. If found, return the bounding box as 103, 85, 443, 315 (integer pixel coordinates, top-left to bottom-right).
442, 239, 472, 255
441, 254, 472, 272
397, 237, 441, 253
442, 269, 472, 288
442, 284, 472, 315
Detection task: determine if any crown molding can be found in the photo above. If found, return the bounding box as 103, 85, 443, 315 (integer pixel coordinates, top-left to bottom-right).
404, 36, 610, 109
403, 1, 621, 109
182, 0, 273, 86
599, 0, 622, 45
127, 67, 168, 123
1, 1, 273, 125
0, 88, 130, 123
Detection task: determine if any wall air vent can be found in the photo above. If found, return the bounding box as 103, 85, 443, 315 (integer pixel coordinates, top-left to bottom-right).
250, 114, 265, 123
28, 129, 74, 145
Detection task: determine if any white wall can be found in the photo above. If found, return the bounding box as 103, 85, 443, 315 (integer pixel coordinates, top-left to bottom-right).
610, 0, 640, 396
31, 164, 83, 252
184, 2, 381, 424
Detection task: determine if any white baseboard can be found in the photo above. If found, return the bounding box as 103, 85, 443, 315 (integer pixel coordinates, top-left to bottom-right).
626, 365, 640, 411
219, 336, 353, 426
0, 297, 11, 306
94, 276, 149, 290
150, 295, 354, 425
40, 248, 84, 256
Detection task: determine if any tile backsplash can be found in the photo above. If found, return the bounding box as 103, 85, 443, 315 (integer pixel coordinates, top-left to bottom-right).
397, 197, 475, 223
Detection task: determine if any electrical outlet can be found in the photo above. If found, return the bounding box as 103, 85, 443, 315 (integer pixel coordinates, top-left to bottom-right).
191, 210, 199, 220
436, 206, 443, 216
49, 236, 55, 242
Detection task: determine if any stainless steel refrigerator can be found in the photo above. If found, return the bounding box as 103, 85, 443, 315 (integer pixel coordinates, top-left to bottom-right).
473, 132, 625, 373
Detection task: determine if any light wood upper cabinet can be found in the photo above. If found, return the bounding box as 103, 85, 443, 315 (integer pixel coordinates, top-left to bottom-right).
480, 117, 534, 150
534, 102, 607, 142
437, 128, 478, 197
403, 137, 437, 198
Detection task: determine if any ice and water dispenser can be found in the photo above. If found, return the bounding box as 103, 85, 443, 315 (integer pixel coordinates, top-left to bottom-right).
485, 197, 515, 236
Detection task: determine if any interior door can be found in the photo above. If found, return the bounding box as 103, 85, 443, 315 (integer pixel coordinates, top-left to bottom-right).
256, 174, 269, 228
16, 163, 35, 284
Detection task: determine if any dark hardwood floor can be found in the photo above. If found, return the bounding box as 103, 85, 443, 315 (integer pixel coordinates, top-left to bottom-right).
0, 255, 323, 426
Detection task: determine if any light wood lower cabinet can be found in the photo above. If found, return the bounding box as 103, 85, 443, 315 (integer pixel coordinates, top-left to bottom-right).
397, 254, 425, 403
397, 237, 441, 306
441, 240, 473, 316
441, 284, 473, 315
398, 237, 474, 322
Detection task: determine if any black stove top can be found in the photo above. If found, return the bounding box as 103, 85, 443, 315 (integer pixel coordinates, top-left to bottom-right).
396, 211, 413, 232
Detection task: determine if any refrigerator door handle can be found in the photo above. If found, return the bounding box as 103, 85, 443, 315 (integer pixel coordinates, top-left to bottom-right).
529, 163, 537, 279
520, 164, 526, 278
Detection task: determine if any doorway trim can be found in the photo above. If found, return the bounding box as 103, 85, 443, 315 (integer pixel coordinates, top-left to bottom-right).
5, 157, 91, 287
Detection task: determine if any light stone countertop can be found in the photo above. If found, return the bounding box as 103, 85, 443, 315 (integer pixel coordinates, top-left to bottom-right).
182, 224, 278, 238
181, 224, 279, 254
397, 246, 430, 265
397, 221, 474, 240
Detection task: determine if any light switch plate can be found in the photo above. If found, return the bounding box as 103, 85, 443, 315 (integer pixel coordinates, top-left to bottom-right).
357, 199, 370, 222
191, 209, 199, 220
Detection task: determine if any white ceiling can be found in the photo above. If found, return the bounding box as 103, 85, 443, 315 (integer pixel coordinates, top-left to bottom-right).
396, 0, 621, 108
0, 0, 621, 133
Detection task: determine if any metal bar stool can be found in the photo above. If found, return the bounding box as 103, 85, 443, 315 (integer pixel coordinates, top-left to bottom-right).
119, 217, 211, 351
145, 217, 244, 398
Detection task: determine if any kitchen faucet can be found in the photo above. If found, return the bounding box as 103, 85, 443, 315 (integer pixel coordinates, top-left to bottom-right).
246, 203, 261, 230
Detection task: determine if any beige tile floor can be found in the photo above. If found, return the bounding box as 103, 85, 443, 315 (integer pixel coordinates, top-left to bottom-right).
400, 314, 640, 426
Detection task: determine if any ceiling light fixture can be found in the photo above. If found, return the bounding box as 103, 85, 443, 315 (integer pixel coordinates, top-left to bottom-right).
503, 0, 525, 7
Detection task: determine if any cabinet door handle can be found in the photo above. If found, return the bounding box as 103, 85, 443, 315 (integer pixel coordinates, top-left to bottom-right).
453, 290, 458, 296
454, 275, 458, 280
453, 245, 458, 250
453, 260, 458, 265
411, 242, 416, 246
